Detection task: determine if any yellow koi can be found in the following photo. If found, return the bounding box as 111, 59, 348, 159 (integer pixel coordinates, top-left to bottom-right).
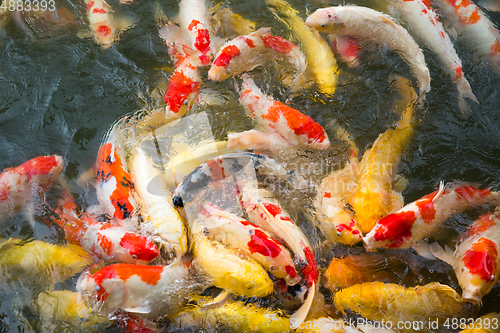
334, 282, 471, 332
265, 0, 338, 94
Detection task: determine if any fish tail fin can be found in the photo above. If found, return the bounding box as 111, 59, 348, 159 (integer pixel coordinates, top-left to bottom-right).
455, 76, 478, 118
289, 282, 315, 329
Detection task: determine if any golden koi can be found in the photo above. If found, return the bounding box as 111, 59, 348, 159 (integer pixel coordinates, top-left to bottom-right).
306, 5, 431, 96
430, 211, 500, 303
334, 281, 470, 332
266, 0, 338, 94
129, 146, 187, 261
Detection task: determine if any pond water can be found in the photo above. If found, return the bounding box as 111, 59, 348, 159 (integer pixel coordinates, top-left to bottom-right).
1, 0, 500, 332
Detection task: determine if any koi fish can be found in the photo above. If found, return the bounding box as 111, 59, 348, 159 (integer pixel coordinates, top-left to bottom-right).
460, 312, 500, 333
329, 34, 362, 68
364, 183, 500, 251
208, 27, 306, 88
227, 74, 330, 151
129, 146, 187, 261
430, 211, 500, 303
384, 0, 478, 115
158, 24, 203, 121
189, 221, 274, 298
306, 5, 431, 96
200, 203, 300, 286
0, 238, 92, 287
169, 295, 291, 333
178, 0, 212, 65
334, 281, 470, 332
266, 0, 338, 94
434, 0, 500, 74
0, 155, 64, 221
84, 0, 117, 49
36, 290, 110, 328
77, 260, 194, 317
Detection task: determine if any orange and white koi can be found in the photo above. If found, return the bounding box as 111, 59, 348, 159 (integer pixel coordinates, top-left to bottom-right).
84, 0, 117, 49
434, 0, 500, 73
0, 155, 64, 220
306, 5, 431, 96
430, 211, 500, 303
158, 24, 203, 121
227, 74, 330, 151
199, 203, 300, 286
178, 0, 212, 65
364, 184, 500, 251
129, 146, 187, 261
77, 260, 193, 317
386, 0, 478, 114
208, 27, 306, 87
266, 0, 339, 94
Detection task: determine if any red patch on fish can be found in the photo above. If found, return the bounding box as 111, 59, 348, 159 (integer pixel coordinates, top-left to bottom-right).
20, 155, 60, 179
446, 0, 481, 24
491, 40, 500, 57
93, 264, 164, 291
455, 185, 491, 200
465, 214, 497, 239
97, 231, 115, 255
455, 65, 463, 79
206, 159, 225, 181
86, 1, 94, 11
285, 265, 297, 279
373, 210, 417, 248
462, 237, 498, 282
262, 203, 282, 217
214, 45, 241, 67
92, 7, 106, 14
324, 192, 332, 198
97, 25, 111, 37
260, 34, 294, 54
120, 233, 159, 262
164, 70, 201, 113
188, 19, 200, 31
337, 223, 352, 232
195, 29, 211, 64
248, 229, 282, 258
244, 38, 255, 48
302, 246, 319, 286
415, 192, 436, 223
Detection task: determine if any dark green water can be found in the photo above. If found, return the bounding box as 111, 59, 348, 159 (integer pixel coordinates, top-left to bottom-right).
1, 0, 500, 332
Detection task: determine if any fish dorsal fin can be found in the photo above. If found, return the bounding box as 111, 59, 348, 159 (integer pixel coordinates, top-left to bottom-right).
429, 242, 455, 266
250, 27, 273, 37
433, 181, 446, 202
379, 15, 398, 28
289, 283, 315, 329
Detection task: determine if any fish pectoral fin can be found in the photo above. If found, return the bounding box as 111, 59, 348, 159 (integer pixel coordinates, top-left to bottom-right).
429, 242, 454, 266
391, 174, 408, 193
433, 181, 446, 202
412, 240, 437, 260
123, 306, 152, 314
200, 290, 231, 307
378, 15, 398, 28
289, 283, 315, 329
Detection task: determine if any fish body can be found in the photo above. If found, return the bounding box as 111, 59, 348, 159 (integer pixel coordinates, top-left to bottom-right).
385, 0, 478, 113
306, 5, 431, 95
0, 155, 64, 219
179, 0, 212, 65
77, 261, 192, 317
266, 0, 338, 94
228, 74, 330, 151
364, 184, 500, 250
84, 0, 118, 49
129, 147, 187, 261
334, 281, 468, 332
329, 34, 362, 67
208, 27, 306, 86
430, 212, 500, 303
434, 0, 500, 73
200, 203, 300, 285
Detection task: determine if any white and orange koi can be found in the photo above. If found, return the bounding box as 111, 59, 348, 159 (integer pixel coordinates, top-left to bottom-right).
178, 0, 212, 65
434, 0, 500, 73
129, 146, 187, 261
227, 74, 330, 151
430, 211, 500, 303
200, 203, 300, 286
84, 0, 117, 49
385, 0, 478, 114
77, 260, 194, 317
364, 184, 500, 251
306, 5, 431, 96
208, 27, 306, 87
0, 155, 64, 220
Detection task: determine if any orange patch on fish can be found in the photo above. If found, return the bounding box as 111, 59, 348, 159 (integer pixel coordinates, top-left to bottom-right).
373, 210, 417, 247
260, 34, 294, 54
213, 45, 241, 67
463, 237, 498, 282
415, 192, 437, 223
164, 70, 201, 113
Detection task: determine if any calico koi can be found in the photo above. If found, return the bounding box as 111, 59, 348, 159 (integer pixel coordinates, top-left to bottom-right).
129, 146, 187, 261
364, 184, 500, 251
208, 27, 306, 88
434, 0, 500, 73
200, 203, 300, 286
306, 5, 431, 96
227, 74, 330, 151
385, 0, 478, 115
0, 155, 64, 220
179, 0, 212, 65
430, 211, 500, 303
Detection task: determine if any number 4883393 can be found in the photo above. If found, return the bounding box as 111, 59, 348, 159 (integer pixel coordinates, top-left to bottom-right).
1, 0, 56, 11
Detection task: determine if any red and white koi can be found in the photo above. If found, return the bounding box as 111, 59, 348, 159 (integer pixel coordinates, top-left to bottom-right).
200, 203, 300, 286
129, 146, 187, 261
434, 0, 500, 73
364, 183, 500, 251
430, 211, 500, 303
0, 155, 64, 220
306, 5, 431, 96
208, 27, 306, 87
77, 260, 193, 317
227, 74, 330, 151
178, 0, 212, 65
84, 0, 117, 49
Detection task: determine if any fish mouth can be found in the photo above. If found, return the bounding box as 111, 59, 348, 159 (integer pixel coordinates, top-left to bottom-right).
461, 288, 482, 304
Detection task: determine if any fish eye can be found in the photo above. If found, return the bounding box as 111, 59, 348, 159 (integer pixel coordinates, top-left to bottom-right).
95, 285, 100, 291
269, 265, 275, 271
491, 275, 495, 281
132, 254, 137, 260
328, 14, 331, 18
321, 24, 325, 28
183, 99, 188, 105
336, 231, 342, 237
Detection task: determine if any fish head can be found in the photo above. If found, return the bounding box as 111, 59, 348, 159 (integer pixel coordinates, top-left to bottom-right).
119, 232, 160, 264
305, 7, 345, 34
164, 67, 202, 119
457, 237, 499, 303
22, 155, 64, 189
324, 258, 364, 291
77, 265, 128, 310
208, 44, 241, 81
351, 189, 389, 234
